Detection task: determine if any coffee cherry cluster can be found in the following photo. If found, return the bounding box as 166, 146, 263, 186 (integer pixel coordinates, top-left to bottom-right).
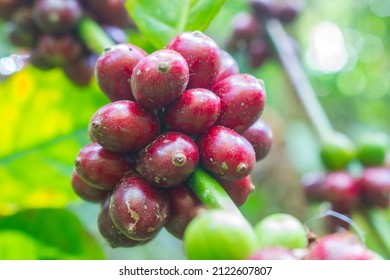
185, 210, 379, 260
226, 0, 303, 69
247, 213, 379, 260
301, 131, 390, 232
71, 31, 273, 247
1, 0, 132, 86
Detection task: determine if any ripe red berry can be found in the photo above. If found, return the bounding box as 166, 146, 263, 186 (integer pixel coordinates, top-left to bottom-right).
63, 54, 96, 87
241, 118, 273, 161
166, 31, 221, 89
250, 0, 302, 23
35, 33, 83, 67
231, 12, 260, 41
247, 39, 271, 69
216, 176, 255, 207
109, 174, 170, 240
305, 232, 374, 260
131, 49, 189, 110
215, 50, 240, 83
82, 0, 133, 28
89, 100, 160, 153
98, 196, 147, 248
136, 132, 199, 187
165, 183, 205, 239
322, 171, 359, 212
301, 172, 327, 202
71, 170, 109, 203
32, 0, 83, 33
248, 247, 298, 260
358, 167, 390, 208
212, 74, 266, 133
162, 88, 221, 135
95, 43, 147, 102
74, 142, 134, 191
198, 126, 256, 180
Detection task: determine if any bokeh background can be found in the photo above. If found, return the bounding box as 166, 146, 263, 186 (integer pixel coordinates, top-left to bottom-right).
1, 0, 390, 259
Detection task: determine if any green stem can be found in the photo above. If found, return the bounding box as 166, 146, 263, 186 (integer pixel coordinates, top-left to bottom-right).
187, 167, 242, 216
77, 17, 116, 54
359, 207, 390, 258
264, 18, 334, 141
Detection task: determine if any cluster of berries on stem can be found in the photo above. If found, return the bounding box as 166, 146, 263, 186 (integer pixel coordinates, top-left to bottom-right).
302, 131, 390, 232
71, 30, 274, 247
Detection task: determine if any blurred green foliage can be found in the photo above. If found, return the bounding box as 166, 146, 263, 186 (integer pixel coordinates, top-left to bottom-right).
1, 0, 390, 259
0, 68, 107, 214
0, 208, 104, 259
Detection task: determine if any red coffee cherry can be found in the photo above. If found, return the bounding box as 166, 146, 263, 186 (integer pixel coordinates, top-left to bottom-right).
32, 0, 83, 33
98, 196, 148, 248
109, 173, 170, 240
95, 43, 148, 102
212, 74, 266, 133
74, 142, 134, 191
165, 183, 205, 239
248, 247, 298, 260
358, 167, 390, 208
136, 132, 199, 188
35, 33, 83, 67
198, 126, 256, 180
71, 170, 109, 203
215, 50, 240, 83
216, 176, 255, 207
301, 172, 327, 202
305, 232, 374, 260
82, 0, 133, 28
131, 49, 189, 110
322, 171, 360, 212
166, 31, 221, 89
241, 118, 273, 161
162, 88, 221, 136
89, 100, 160, 153
63, 54, 97, 87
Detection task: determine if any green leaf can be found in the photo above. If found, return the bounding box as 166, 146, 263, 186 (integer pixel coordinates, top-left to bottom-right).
0, 68, 107, 214
185, 0, 227, 31
0, 231, 40, 259
126, 0, 227, 49
0, 208, 104, 259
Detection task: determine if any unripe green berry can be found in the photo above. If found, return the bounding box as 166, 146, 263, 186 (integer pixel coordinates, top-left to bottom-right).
255, 213, 308, 249
357, 132, 389, 167
320, 132, 356, 171
184, 210, 258, 260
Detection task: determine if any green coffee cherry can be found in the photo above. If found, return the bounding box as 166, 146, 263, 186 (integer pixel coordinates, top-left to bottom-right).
255, 213, 308, 249
183, 210, 258, 260
320, 132, 356, 170
357, 132, 389, 167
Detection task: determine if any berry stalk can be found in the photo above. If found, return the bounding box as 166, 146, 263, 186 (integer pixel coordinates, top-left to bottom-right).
357, 207, 390, 259
186, 167, 242, 216
264, 18, 333, 141
77, 17, 116, 54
